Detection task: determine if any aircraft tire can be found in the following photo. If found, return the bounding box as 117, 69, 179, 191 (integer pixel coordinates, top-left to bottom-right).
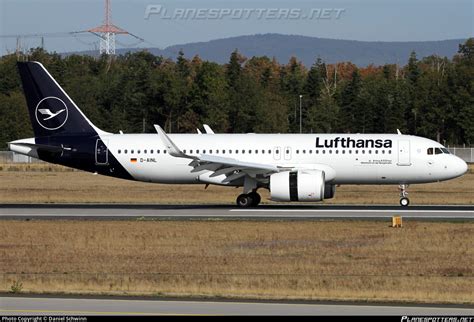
249, 192, 261, 206
400, 197, 410, 207
236, 194, 253, 207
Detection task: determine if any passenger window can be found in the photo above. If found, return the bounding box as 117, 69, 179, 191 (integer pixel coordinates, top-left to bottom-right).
203, 150, 206, 154
164, 150, 167, 154
335, 150, 339, 154
144, 149, 147, 154
427, 148, 433, 155
309, 150, 312, 154
255, 150, 258, 154
329, 150, 332, 154
296, 150, 299, 154
151, 150, 154, 154
242, 150, 245, 154
131, 150, 134, 154
268, 150, 271, 154
322, 150, 326, 154
316, 150, 319, 154
137, 150, 140, 154
303, 150, 306, 154
262, 150, 265, 154
118, 149, 121, 154
157, 150, 160, 154
248, 150, 252, 154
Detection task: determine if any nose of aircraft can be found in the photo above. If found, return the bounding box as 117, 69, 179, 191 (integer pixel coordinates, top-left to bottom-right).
453, 156, 468, 177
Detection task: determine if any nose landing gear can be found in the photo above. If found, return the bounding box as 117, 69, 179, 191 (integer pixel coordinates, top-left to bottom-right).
399, 184, 410, 206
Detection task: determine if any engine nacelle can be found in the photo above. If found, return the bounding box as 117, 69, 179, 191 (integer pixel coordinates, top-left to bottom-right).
270, 170, 325, 202
324, 184, 336, 199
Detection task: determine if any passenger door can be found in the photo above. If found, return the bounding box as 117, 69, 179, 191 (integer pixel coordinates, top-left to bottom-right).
397, 140, 411, 166
95, 139, 109, 165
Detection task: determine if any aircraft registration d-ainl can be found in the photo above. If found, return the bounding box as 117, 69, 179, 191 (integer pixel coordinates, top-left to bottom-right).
9, 62, 468, 207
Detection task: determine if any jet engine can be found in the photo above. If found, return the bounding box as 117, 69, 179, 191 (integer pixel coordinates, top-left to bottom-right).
270, 170, 326, 202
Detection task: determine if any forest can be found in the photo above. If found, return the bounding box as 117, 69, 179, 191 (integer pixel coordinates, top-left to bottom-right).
0, 38, 472, 149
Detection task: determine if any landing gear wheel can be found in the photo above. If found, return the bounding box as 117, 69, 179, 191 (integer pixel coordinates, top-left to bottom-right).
236, 194, 253, 208
248, 192, 261, 206
400, 197, 410, 207
398, 184, 410, 207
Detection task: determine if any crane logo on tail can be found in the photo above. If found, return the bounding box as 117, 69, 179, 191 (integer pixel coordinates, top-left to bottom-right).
35, 96, 68, 130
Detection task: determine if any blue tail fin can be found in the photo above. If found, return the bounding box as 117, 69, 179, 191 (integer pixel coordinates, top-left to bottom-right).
17, 61, 105, 137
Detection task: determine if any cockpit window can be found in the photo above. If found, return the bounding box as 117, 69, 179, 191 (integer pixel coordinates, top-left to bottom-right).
428, 147, 450, 155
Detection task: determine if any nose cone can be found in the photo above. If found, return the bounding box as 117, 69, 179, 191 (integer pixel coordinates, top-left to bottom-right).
454, 157, 468, 177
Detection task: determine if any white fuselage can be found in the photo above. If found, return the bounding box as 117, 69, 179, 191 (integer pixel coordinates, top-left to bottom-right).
101, 133, 467, 185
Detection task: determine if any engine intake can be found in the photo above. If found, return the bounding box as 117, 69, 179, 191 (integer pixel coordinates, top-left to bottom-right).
270, 170, 326, 202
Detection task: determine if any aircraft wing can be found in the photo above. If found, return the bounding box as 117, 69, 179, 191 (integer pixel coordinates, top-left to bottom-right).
154, 125, 290, 183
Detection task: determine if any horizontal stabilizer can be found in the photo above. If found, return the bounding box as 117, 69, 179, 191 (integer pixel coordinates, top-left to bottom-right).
9, 142, 64, 153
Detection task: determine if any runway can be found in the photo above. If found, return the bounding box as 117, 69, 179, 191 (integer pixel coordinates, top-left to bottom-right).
0, 204, 473, 220
1, 296, 473, 315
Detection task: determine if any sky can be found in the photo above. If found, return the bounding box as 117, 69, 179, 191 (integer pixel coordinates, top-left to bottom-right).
0, 0, 472, 55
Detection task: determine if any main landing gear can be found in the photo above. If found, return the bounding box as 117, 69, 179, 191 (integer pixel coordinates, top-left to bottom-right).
236, 191, 261, 207
399, 184, 410, 207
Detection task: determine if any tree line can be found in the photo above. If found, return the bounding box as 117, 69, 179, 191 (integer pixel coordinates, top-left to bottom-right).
0, 38, 472, 149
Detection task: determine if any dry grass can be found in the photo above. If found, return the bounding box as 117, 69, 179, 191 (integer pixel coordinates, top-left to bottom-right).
0, 220, 472, 303
0, 164, 472, 204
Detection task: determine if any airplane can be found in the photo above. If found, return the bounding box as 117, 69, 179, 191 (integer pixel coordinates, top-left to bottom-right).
8, 61, 469, 207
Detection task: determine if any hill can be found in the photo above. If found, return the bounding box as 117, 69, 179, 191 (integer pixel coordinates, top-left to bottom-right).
109, 34, 465, 66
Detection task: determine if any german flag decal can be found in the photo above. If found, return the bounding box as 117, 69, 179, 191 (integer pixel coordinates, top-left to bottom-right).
130, 158, 137, 163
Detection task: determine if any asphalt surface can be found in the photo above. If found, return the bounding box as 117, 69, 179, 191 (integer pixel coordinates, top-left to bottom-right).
0, 204, 473, 220
1, 206, 473, 315
1, 296, 473, 316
